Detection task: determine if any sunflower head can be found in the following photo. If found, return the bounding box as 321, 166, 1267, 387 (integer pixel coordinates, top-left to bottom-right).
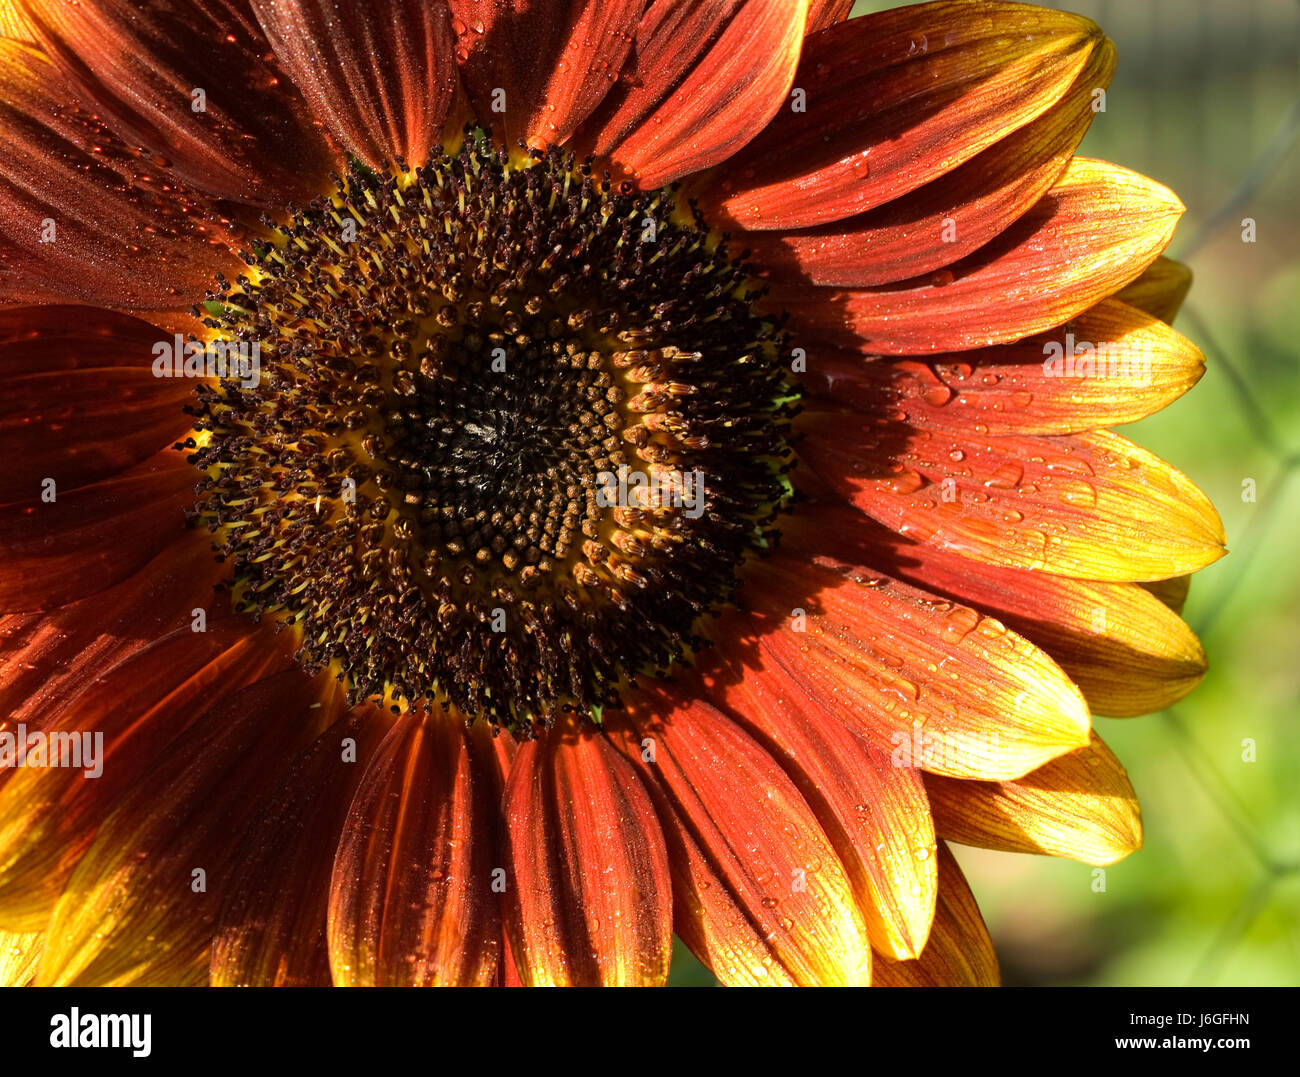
0, 0, 1225, 991
183, 135, 799, 732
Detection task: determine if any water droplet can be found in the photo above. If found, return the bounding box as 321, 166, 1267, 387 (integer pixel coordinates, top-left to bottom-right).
984, 462, 1024, 490
942, 606, 980, 641
886, 468, 924, 495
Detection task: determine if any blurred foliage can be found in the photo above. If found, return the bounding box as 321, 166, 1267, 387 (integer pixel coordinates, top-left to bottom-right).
670, 0, 1300, 987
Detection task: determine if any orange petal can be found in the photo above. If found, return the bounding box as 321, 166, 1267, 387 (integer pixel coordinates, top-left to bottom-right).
0, 2, 31, 40
0, 42, 245, 309
709, 2, 1104, 229
0, 451, 196, 613
36, 669, 339, 985
251, 0, 457, 169
735, 554, 1091, 780
871, 843, 998, 986
926, 732, 1141, 866
800, 299, 1205, 436
607, 691, 873, 985
17, 0, 338, 205
1116, 257, 1193, 324
0, 930, 40, 985
800, 417, 1225, 582
327, 713, 501, 986
211, 704, 392, 986
0, 307, 195, 501
0, 617, 291, 933
697, 654, 936, 960
0, 530, 224, 727
745, 35, 1113, 287
504, 720, 671, 985
581, 0, 807, 188
773, 158, 1184, 354
449, 0, 642, 150
793, 502, 1207, 718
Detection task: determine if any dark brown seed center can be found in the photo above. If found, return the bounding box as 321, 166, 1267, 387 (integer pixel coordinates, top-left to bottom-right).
182, 135, 798, 735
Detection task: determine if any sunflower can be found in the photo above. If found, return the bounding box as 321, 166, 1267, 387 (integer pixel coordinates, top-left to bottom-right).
0, 0, 1223, 988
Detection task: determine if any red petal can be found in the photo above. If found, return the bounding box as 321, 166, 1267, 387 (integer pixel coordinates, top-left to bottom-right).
607, 690, 874, 986
0, 530, 222, 727
805, 0, 853, 35
0, 614, 290, 932
732, 553, 1091, 780
742, 37, 1113, 287
211, 705, 391, 986
0, 42, 244, 309
707, 2, 1105, 229
19, 0, 338, 205
580, 0, 807, 188
251, 0, 457, 169
449, 0, 641, 150
697, 654, 936, 960
327, 713, 502, 986
36, 668, 340, 985
800, 299, 1204, 436
504, 720, 671, 985
0, 307, 195, 501
771, 159, 1184, 354
795, 502, 1208, 718
0, 452, 197, 613
799, 415, 1225, 581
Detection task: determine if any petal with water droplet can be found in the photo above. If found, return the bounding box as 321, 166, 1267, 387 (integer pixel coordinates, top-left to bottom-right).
0, 929, 41, 986
800, 412, 1224, 582
871, 843, 998, 985
697, 645, 937, 960
38, 669, 339, 986
799, 299, 1205, 436
503, 719, 671, 986
580, 0, 807, 188
773, 159, 1185, 354
926, 732, 1141, 866
17, 0, 338, 204
707, 3, 1105, 229
743, 35, 1113, 286
211, 706, 389, 986
606, 692, 873, 986
449, 0, 641, 150
737, 553, 1092, 780
327, 712, 503, 986
250, 0, 458, 170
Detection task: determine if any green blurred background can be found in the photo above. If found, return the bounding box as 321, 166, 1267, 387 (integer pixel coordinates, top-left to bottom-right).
672, 0, 1300, 986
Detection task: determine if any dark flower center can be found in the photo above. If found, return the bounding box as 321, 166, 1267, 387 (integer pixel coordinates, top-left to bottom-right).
183, 135, 797, 734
